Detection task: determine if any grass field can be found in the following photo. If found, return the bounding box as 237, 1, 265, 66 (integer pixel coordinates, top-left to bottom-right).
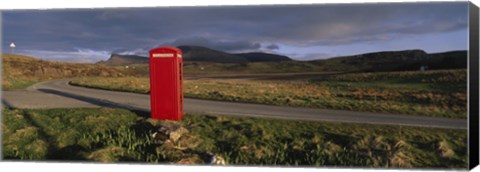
1, 108, 467, 168
182, 60, 355, 75
2, 54, 136, 90
70, 69, 467, 119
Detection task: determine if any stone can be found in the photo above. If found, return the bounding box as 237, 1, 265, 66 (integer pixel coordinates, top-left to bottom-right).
207, 153, 226, 165
152, 124, 189, 144
176, 156, 203, 164
152, 130, 169, 143
169, 127, 189, 142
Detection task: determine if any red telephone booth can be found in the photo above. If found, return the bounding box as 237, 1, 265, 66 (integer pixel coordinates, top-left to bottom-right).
149, 46, 184, 121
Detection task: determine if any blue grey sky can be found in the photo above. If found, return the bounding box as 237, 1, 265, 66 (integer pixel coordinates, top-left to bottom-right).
1, 2, 469, 62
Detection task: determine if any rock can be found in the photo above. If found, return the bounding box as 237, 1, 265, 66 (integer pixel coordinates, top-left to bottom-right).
169, 127, 188, 142
176, 156, 203, 164
152, 130, 169, 143
159, 126, 169, 134
152, 125, 189, 144
163, 139, 175, 147
206, 153, 226, 165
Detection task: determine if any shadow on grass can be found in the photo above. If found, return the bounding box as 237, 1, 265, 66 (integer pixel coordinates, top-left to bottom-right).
1, 99, 14, 109
10, 108, 162, 162
20, 110, 88, 161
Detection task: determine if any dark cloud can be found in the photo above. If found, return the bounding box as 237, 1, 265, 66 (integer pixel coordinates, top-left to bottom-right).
266, 44, 279, 50
1, 2, 468, 62
291, 52, 333, 61
169, 36, 261, 52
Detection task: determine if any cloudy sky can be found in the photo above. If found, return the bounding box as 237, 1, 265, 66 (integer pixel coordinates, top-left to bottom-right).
1, 2, 469, 62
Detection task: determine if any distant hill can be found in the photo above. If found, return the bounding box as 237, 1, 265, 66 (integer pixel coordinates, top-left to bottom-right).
234, 52, 292, 62
97, 54, 149, 66
314, 49, 467, 72
95, 46, 467, 73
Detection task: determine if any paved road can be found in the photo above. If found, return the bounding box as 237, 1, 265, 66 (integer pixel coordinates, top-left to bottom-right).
2, 79, 466, 129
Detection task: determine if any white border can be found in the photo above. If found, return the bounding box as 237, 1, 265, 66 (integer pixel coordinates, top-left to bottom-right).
0, 0, 478, 172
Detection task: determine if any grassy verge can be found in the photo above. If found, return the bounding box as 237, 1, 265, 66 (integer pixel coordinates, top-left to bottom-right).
70, 70, 466, 118
1, 108, 467, 168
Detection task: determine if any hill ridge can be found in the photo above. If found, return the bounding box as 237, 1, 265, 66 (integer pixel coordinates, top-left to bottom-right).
93, 46, 467, 72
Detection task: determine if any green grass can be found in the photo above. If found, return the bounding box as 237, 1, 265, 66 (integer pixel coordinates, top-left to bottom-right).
7, 80, 38, 90
70, 70, 467, 119
2, 108, 139, 160
2, 108, 467, 169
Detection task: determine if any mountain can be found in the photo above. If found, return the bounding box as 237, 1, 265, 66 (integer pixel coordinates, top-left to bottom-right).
98, 46, 293, 65
234, 52, 292, 62
97, 54, 149, 66
427, 50, 467, 70
178, 46, 292, 63
178, 45, 249, 64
